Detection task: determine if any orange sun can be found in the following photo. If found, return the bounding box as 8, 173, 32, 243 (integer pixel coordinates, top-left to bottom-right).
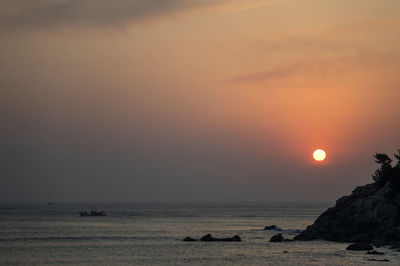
313, 149, 326, 162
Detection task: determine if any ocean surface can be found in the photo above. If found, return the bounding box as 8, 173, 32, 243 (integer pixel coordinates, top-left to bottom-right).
1, 202, 399, 265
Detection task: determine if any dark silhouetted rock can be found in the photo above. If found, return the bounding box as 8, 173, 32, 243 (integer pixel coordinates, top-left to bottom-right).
346, 243, 373, 251
269, 233, 293, 242
294, 151, 400, 246
264, 225, 282, 231
200, 234, 214, 241
183, 237, 196, 241
270, 233, 285, 242
366, 250, 385, 255
233, 235, 241, 241
200, 234, 241, 242
230, 235, 241, 241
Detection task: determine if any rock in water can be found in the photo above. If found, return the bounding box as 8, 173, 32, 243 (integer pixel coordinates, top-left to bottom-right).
200, 234, 213, 241
264, 225, 282, 231
270, 233, 285, 242
346, 243, 373, 251
294, 159, 400, 246
200, 234, 241, 242
269, 233, 294, 242
183, 237, 196, 241
231, 235, 242, 242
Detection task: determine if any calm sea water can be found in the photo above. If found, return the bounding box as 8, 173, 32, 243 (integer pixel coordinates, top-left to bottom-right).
1, 202, 399, 265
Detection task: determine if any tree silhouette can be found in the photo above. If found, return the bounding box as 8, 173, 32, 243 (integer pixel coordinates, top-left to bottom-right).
374, 153, 392, 166
393, 150, 400, 187
394, 149, 400, 168
372, 153, 393, 184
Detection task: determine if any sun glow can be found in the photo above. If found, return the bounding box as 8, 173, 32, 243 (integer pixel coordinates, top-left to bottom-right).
313, 149, 326, 162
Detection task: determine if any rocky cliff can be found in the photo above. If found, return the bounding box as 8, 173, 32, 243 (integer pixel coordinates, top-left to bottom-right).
295, 151, 400, 246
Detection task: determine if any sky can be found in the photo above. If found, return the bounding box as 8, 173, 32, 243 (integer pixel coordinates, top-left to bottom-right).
1, 0, 399, 202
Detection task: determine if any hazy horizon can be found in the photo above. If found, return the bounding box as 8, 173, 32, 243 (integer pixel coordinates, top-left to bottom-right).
0, 200, 334, 204
1, 0, 399, 203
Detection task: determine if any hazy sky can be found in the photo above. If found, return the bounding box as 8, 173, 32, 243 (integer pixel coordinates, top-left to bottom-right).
1, 0, 399, 202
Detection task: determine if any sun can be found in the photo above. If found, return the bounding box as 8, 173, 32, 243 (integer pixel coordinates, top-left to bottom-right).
313, 149, 326, 162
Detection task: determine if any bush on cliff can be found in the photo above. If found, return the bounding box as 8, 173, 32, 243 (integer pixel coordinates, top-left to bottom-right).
372, 150, 400, 186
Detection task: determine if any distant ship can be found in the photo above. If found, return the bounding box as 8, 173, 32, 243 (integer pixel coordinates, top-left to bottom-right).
79, 209, 106, 217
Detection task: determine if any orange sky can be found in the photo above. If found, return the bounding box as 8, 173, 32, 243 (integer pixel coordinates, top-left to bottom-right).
1, 0, 399, 202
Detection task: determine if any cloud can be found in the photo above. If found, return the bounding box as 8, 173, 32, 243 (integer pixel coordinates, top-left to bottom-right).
232, 63, 304, 83
0, 0, 270, 31
0, 0, 224, 31
229, 52, 400, 88
229, 56, 372, 84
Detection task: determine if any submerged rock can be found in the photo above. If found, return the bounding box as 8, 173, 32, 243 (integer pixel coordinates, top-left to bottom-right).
294, 152, 400, 246
346, 243, 374, 251
264, 225, 282, 231
200, 234, 241, 242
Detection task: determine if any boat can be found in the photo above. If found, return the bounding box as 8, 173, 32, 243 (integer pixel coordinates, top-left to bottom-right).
79, 209, 106, 217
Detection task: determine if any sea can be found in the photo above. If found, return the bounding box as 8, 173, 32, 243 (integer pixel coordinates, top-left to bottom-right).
1, 202, 399, 265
